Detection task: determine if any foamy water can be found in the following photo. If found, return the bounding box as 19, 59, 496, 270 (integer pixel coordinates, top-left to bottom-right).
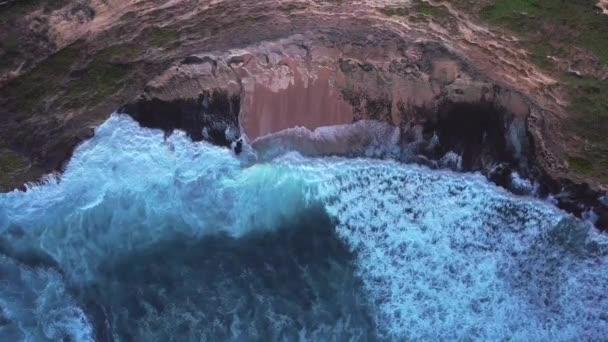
1, 114, 607, 341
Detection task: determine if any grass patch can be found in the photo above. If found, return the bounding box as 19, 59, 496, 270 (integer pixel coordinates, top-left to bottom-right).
0, 0, 41, 24
64, 62, 131, 107
0, 149, 29, 182
563, 73, 608, 141
5, 41, 132, 111
40, 46, 81, 75
568, 156, 594, 175
417, 2, 447, 17
146, 27, 180, 47
561, 73, 608, 181
566, 145, 608, 181
279, 3, 308, 13
1, 31, 19, 52
7, 45, 81, 111
94, 44, 143, 62
0, 32, 20, 71
0, 0, 68, 24
64, 44, 137, 107
480, 0, 608, 64
479, 1, 608, 182
378, 2, 448, 17
527, 41, 562, 70
378, 6, 409, 17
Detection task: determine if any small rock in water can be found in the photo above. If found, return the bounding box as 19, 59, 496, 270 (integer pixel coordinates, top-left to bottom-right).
233, 138, 243, 154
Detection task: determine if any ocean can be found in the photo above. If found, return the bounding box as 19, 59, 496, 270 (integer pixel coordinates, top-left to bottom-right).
1, 114, 607, 341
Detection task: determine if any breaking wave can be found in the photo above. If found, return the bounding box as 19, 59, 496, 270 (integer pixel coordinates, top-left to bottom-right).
1, 114, 607, 341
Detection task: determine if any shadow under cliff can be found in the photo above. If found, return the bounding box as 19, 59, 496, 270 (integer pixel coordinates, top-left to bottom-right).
121, 89, 241, 147
418, 100, 606, 229
121, 93, 607, 230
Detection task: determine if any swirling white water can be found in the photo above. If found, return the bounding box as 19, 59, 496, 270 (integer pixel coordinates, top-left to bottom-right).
1, 115, 607, 341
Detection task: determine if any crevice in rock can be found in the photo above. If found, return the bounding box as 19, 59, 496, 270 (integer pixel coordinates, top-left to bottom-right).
412, 100, 607, 230
120, 90, 606, 230
425, 101, 515, 171
120, 89, 241, 147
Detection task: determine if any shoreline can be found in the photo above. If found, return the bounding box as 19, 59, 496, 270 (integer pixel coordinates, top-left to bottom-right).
247, 120, 608, 230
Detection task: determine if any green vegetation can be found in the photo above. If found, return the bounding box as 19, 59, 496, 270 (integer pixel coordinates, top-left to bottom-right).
0, 0, 75, 76
566, 143, 608, 180
0, 0, 40, 23
480, 0, 608, 64
417, 2, 447, 17
378, 6, 409, 17
563, 74, 608, 135
279, 2, 308, 13
378, 1, 448, 18
7, 46, 81, 111
1, 32, 19, 53
146, 27, 180, 47
0, 149, 29, 184
527, 41, 562, 70
568, 156, 594, 175
477, 0, 608, 181
94, 44, 143, 62
41, 47, 81, 75
0, 32, 20, 72
64, 49, 133, 107
65, 64, 130, 107
0, 0, 68, 24
6, 41, 134, 110
562, 74, 608, 180
5, 40, 139, 112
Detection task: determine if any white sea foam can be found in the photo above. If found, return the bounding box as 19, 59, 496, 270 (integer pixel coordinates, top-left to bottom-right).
1, 114, 607, 341
0, 255, 94, 341
510, 171, 537, 194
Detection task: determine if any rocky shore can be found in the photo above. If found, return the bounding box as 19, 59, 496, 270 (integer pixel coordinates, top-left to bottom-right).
118, 31, 607, 229
1, 1, 606, 227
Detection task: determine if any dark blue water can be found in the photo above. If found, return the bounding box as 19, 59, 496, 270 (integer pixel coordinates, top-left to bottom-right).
87, 207, 375, 341
1, 115, 607, 341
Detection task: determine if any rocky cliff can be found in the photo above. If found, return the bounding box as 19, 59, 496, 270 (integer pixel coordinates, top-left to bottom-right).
1, 0, 607, 226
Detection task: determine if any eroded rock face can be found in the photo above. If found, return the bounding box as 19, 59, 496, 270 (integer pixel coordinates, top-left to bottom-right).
122, 89, 240, 146
0, 0, 591, 185
1, 0, 606, 227
123, 32, 532, 173
598, 0, 608, 15
121, 30, 606, 228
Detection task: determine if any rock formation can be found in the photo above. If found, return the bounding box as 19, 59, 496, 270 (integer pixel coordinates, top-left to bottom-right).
1, 0, 606, 227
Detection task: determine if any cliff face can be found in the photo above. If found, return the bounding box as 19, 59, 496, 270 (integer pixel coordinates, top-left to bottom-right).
0, 1, 607, 224
125, 32, 532, 170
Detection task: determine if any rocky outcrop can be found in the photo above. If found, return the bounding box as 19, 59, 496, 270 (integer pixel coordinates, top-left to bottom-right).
598, 0, 608, 15
119, 31, 606, 229
122, 89, 241, 146
1, 0, 606, 227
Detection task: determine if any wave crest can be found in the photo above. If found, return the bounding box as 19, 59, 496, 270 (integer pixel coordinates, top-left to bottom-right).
1, 114, 607, 341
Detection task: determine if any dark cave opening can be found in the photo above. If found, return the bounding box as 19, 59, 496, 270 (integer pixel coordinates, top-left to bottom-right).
430, 101, 514, 171
121, 89, 241, 147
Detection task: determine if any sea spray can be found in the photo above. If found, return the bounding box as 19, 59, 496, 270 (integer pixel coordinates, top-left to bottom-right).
1, 114, 607, 341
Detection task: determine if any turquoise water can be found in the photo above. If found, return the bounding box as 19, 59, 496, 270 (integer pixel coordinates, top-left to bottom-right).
1, 115, 607, 341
